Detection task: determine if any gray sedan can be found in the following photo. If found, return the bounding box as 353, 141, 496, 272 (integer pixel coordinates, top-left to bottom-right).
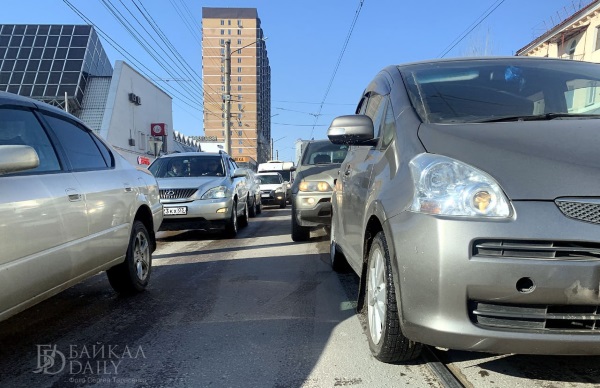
328, 57, 600, 362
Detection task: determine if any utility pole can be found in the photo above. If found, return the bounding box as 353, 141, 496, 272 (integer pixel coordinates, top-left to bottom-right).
224, 40, 232, 155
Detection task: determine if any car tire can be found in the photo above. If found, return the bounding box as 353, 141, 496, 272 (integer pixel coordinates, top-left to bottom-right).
365, 231, 422, 363
106, 220, 152, 294
330, 215, 348, 272
256, 199, 262, 215
239, 200, 249, 228
279, 196, 286, 209
291, 203, 310, 242
225, 200, 238, 238
248, 197, 257, 218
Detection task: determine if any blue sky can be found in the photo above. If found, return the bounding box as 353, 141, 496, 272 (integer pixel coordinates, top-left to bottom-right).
2, 0, 589, 161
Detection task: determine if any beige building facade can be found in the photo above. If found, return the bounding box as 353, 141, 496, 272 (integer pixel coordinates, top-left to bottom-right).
201, 7, 271, 163
517, 1, 600, 61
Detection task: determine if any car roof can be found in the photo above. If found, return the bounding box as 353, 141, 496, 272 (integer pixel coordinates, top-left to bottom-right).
0, 91, 87, 126
158, 151, 226, 159
391, 55, 591, 70
256, 172, 281, 175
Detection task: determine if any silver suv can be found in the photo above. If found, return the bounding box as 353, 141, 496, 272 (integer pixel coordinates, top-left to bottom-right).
290, 139, 348, 241
149, 151, 250, 237
0, 91, 162, 322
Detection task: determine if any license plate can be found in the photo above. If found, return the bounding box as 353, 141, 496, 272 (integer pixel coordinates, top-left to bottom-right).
164, 207, 187, 215
261, 194, 270, 198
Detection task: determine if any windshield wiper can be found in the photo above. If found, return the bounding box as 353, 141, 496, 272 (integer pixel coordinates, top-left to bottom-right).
473, 113, 600, 123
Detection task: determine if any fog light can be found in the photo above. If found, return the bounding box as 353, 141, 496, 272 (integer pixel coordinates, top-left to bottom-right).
216, 208, 228, 213
302, 197, 316, 206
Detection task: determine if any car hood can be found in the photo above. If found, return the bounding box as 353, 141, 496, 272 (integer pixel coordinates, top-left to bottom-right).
417, 120, 600, 200
294, 164, 341, 186
259, 183, 283, 191
156, 176, 226, 192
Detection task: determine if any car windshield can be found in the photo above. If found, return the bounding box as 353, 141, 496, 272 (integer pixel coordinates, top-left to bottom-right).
257, 175, 281, 184
149, 156, 224, 178
401, 59, 600, 124
302, 142, 348, 165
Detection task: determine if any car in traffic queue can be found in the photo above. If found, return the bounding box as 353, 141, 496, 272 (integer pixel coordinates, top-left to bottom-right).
255, 172, 287, 208
149, 151, 250, 237
290, 139, 348, 241
245, 169, 263, 217
327, 56, 600, 363
0, 91, 163, 322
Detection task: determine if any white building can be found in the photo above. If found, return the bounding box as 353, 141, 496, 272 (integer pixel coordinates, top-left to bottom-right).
80, 60, 199, 167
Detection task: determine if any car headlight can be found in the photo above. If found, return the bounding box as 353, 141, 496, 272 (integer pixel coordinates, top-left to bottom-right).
201, 185, 230, 199
275, 187, 284, 193
409, 153, 511, 218
299, 181, 332, 192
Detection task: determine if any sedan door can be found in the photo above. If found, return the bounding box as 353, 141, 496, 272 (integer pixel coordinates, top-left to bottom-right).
0, 107, 88, 317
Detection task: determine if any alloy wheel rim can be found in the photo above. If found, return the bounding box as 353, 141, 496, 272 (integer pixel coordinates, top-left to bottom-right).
134, 231, 150, 281
367, 247, 386, 344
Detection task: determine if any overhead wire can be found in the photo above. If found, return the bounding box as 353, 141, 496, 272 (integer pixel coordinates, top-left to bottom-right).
62, 0, 203, 112
438, 0, 505, 58
310, 0, 364, 138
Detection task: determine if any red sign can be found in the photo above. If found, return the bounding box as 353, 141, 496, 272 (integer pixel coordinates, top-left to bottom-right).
137, 156, 151, 166
150, 123, 166, 136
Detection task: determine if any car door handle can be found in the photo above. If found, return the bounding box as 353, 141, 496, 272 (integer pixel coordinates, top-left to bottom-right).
65, 188, 82, 202
123, 183, 133, 192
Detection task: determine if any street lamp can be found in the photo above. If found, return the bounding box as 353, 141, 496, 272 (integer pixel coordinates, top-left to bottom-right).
223, 37, 267, 156
271, 136, 286, 160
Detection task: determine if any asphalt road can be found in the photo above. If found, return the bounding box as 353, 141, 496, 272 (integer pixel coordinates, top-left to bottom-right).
0, 207, 439, 388
3, 207, 600, 388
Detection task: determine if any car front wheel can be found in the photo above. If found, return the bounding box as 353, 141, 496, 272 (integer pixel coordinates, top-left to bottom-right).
239, 199, 249, 228
224, 200, 238, 238
365, 231, 422, 363
291, 203, 310, 242
106, 220, 152, 294
248, 197, 257, 218
329, 214, 348, 272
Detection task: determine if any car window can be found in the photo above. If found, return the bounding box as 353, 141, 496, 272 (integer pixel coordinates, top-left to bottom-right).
258, 175, 282, 184
302, 142, 349, 165
41, 112, 110, 171
380, 99, 395, 149
0, 107, 61, 173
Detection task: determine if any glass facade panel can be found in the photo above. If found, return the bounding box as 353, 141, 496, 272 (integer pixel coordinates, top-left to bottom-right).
25, 25, 37, 35
32, 85, 45, 96
39, 60, 51, 71
37, 25, 49, 34
61, 25, 74, 35
0, 36, 9, 46
26, 60, 39, 71
64, 60, 82, 71
23, 72, 35, 83
56, 48, 67, 58
22, 36, 34, 46
0, 72, 9, 83
46, 36, 57, 46
35, 72, 49, 83
49, 25, 61, 35
14, 60, 26, 71
17, 48, 30, 59
61, 72, 79, 84
6, 48, 17, 58
45, 85, 57, 95
20, 84, 32, 96
71, 36, 87, 47
52, 60, 64, 71
30, 48, 43, 59
9, 36, 22, 47
13, 26, 25, 35
34, 35, 47, 47
67, 48, 85, 59
48, 72, 61, 83
42, 48, 54, 59
1, 60, 14, 71
7, 85, 19, 93
73, 25, 91, 35
1, 25, 14, 35
58, 36, 70, 47
10, 72, 24, 84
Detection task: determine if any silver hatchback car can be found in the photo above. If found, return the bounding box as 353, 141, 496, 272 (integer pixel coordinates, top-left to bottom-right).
328, 57, 600, 362
149, 151, 250, 237
0, 92, 163, 322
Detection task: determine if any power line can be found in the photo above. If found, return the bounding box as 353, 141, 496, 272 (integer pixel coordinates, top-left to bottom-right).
274, 99, 355, 106
438, 0, 505, 58
310, 0, 364, 138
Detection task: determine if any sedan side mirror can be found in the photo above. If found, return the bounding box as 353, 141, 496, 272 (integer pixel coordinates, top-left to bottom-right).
327, 115, 378, 146
0, 145, 40, 175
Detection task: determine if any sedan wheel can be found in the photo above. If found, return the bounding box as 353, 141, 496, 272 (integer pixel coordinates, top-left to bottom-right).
330, 215, 347, 272
224, 200, 238, 238
365, 231, 422, 362
106, 220, 152, 294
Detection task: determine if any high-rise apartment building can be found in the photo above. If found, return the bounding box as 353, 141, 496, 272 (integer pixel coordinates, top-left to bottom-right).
201, 8, 271, 163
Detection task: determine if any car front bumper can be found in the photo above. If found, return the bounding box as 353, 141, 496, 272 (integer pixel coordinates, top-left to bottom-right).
260, 190, 285, 205
292, 192, 333, 227
159, 197, 233, 231
387, 200, 600, 355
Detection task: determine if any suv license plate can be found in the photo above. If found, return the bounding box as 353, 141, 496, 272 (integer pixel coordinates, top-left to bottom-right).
164, 207, 187, 215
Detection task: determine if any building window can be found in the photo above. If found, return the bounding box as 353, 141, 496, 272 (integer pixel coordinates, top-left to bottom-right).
238, 76, 242, 82
237, 39, 242, 45
239, 140, 243, 145
237, 85, 242, 91
238, 113, 242, 119
221, 20, 224, 25
228, 20, 231, 26
220, 39, 224, 45
221, 85, 225, 91
568, 39, 577, 59
238, 95, 242, 100
238, 121, 243, 127
220, 29, 224, 35
238, 103, 243, 110
237, 20, 242, 26
237, 67, 242, 73
239, 148, 243, 154
222, 131, 225, 136
238, 130, 242, 136
228, 29, 231, 35
596, 27, 600, 51
220, 48, 224, 55
587, 84, 596, 106
237, 30, 241, 35
237, 57, 242, 64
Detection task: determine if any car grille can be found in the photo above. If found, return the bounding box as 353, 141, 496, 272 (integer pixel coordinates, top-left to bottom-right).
473, 239, 600, 261
470, 301, 600, 331
556, 199, 600, 224
160, 188, 197, 199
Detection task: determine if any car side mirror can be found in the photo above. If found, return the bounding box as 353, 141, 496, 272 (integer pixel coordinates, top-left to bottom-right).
231, 168, 246, 178
0, 145, 40, 175
327, 115, 378, 146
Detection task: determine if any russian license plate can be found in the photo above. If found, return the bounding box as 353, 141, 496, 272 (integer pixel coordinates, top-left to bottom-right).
164, 207, 187, 215
261, 194, 270, 198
